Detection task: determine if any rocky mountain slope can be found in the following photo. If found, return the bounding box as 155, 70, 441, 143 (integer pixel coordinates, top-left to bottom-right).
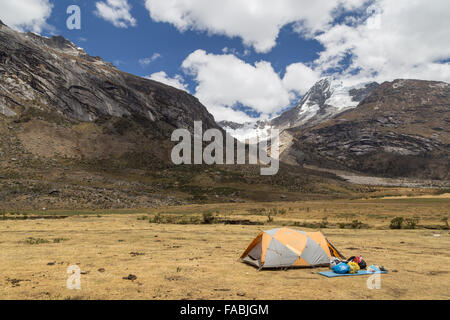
0, 21, 218, 161
272, 78, 379, 130
0, 22, 375, 210
220, 78, 379, 141
286, 79, 450, 179
218, 76, 449, 180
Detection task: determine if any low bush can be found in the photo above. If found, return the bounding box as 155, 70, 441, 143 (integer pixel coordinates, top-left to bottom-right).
202, 212, 215, 224
26, 237, 50, 245
319, 218, 328, 229
390, 217, 404, 229
404, 217, 420, 229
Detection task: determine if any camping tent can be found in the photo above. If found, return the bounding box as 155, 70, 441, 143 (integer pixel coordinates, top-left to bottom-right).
240, 228, 345, 270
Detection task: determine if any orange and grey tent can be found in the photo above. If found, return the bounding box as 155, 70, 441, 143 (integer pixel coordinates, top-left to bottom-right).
240, 228, 345, 270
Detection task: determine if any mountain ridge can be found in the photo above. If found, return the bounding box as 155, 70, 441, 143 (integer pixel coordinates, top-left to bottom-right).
285, 79, 450, 179
1, 22, 377, 210
0, 22, 218, 132
271, 78, 379, 131
219, 78, 380, 141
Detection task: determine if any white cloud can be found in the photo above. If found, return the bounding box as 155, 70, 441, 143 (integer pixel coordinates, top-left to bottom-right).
139, 53, 162, 67
95, 0, 137, 28
147, 1, 449, 123
205, 105, 255, 124
182, 50, 297, 121
179, 50, 320, 123
144, 0, 450, 87
313, 0, 450, 84
147, 71, 188, 91
0, 0, 53, 33
283, 63, 320, 96
144, 0, 367, 53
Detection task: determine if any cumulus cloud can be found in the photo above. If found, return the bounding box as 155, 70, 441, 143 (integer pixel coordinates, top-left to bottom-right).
139, 53, 162, 67
181, 50, 297, 121
179, 50, 320, 122
146, 0, 450, 122
283, 63, 321, 96
145, 0, 450, 85
95, 0, 137, 28
314, 0, 450, 84
144, 0, 367, 53
147, 71, 188, 91
0, 0, 53, 33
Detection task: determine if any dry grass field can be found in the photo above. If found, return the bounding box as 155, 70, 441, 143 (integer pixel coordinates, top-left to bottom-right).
1, 196, 449, 300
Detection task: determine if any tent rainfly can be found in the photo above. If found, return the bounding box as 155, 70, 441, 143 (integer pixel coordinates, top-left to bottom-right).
240, 228, 345, 270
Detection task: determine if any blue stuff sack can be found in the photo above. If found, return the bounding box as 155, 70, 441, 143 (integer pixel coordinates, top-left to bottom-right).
332, 262, 350, 274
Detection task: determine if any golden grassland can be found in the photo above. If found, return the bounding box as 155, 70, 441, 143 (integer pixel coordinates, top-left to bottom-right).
0, 197, 449, 300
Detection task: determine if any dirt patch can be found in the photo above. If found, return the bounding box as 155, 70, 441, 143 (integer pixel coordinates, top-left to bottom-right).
17, 120, 138, 159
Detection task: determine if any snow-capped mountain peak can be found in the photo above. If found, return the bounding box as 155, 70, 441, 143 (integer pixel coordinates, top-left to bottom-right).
218, 78, 379, 141
271, 78, 379, 130
218, 120, 273, 142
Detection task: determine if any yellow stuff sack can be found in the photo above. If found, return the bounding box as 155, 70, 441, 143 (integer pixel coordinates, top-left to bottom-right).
348, 262, 360, 274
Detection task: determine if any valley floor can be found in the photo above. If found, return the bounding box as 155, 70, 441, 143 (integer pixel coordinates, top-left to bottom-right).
304, 165, 450, 188
1, 198, 449, 300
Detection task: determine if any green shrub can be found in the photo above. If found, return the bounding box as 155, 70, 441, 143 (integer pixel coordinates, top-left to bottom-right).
26, 237, 50, 245
350, 220, 364, 229
202, 212, 215, 224
319, 218, 328, 229
404, 217, 420, 229
53, 238, 68, 243
390, 217, 404, 229
150, 213, 163, 224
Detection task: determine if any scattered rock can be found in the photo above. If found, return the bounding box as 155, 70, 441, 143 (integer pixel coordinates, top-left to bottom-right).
123, 274, 137, 281
98, 268, 105, 273
130, 252, 145, 257
7, 278, 29, 287
47, 262, 55, 266
237, 292, 246, 297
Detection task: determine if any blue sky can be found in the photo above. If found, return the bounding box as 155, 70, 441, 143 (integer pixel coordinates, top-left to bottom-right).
43, 1, 323, 90
1, 0, 449, 123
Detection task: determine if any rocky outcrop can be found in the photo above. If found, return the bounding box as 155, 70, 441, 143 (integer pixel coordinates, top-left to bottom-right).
0, 23, 218, 132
